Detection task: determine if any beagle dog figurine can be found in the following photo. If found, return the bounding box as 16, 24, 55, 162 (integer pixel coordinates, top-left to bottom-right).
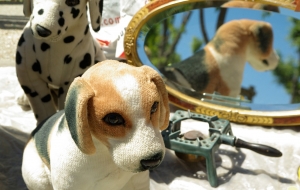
22, 60, 170, 190
16, 0, 106, 125
163, 19, 279, 97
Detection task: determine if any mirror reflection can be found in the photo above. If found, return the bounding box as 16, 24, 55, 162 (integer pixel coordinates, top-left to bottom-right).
139, 3, 300, 110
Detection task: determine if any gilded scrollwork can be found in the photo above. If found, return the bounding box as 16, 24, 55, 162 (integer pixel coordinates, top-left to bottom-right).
124, 28, 134, 56
194, 106, 273, 125
124, 7, 149, 66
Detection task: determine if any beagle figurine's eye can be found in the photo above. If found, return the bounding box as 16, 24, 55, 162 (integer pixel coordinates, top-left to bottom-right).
151, 102, 159, 115
65, 0, 80, 6
103, 113, 125, 126
262, 59, 269, 66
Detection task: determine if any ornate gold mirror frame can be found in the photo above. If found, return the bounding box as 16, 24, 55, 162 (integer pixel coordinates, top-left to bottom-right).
124, 0, 300, 126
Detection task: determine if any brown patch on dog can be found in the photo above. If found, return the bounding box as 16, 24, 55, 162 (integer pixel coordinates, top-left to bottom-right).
87, 93, 133, 143
211, 20, 249, 56
211, 19, 273, 58
201, 46, 230, 96
249, 22, 273, 57
80, 60, 170, 145
85, 72, 133, 146
139, 66, 170, 130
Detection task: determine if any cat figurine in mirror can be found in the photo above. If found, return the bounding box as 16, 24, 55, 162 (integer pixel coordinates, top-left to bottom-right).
161, 19, 279, 99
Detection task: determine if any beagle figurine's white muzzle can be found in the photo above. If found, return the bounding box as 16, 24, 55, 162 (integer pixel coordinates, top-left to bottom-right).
22, 60, 170, 190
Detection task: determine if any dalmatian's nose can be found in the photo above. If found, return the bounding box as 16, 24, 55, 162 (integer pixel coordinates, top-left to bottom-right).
140, 152, 163, 170
36, 24, 52, 37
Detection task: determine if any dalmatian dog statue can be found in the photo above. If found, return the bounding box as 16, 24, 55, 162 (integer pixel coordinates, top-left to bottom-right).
16, 0, 106, 125
22, 60, 170, 190
162, 19, 279, 97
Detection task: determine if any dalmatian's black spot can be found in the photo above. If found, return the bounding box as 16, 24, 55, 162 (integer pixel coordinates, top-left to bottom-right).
79, 53, 92, 69
94, 26, 100, 32
57, 30, 61, 35
64, 81, 69, 85
96, 16, 100, 24
21, 85, 31, 94
65, 26, 68, 31
33, 44, 35, 52
41, 43, 50, 51
58, 17, 65, 27
41, 94, 51, 102
84, 25, 89, 35
16, 51, 22, 64
32, 60, 42, 74
38, 9, 44, 15
58, 87, 64, 97
35, 114, 39, 119
30, 91, 38, 97
64, 36, 75, 43
59, 11, 63, 17
71, 7, 80, 19
21, 85, 38, 97
47, 76, 52, 82
64, 55, 72, 64
99, 0, 103, 14
65, 0, 80, 6
18, 34, 25, 46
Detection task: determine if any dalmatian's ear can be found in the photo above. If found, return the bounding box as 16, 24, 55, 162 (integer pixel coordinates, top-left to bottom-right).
23, 0, 32, 17
65, 77, 96, 154
142, 66, 170, 131
89, 0, 103, 32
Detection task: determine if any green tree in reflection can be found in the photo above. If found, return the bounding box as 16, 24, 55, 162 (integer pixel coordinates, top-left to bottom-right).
272, 18, 300, 103
145, 12, 193, 70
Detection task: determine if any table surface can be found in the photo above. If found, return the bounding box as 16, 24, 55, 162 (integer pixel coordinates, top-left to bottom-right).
0, 66, 300, 190
1, 3, 300, 190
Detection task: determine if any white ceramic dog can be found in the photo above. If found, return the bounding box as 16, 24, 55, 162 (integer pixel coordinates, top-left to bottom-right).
16, 0, 106, 125
163, 19, 279, 97
22, 60, 170, 190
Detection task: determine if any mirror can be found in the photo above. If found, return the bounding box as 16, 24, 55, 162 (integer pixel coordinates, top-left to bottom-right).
124, 0, 300, 126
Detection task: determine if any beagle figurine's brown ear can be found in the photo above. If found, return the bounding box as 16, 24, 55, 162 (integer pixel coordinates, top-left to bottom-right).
88, 0, 103, 32
23, 0, 32, 17
142, 66, 170, 131
65, 77, 96, 154
249, 22, 273, 55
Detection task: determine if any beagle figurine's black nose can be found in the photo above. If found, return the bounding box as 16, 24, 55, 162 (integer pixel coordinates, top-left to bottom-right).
140, 152, 163, 170
36, 24, 52, 37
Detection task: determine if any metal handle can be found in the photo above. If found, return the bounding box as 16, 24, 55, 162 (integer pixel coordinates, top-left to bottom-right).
235, 138, 282, 157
